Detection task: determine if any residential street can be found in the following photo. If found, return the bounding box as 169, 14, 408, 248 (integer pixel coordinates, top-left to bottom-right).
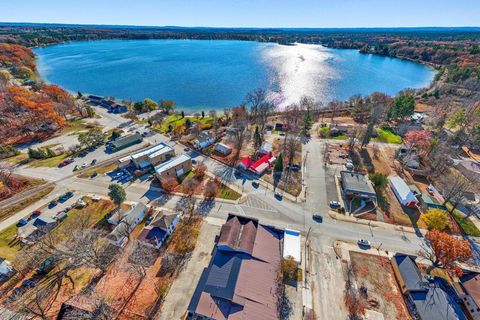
4, 109, 428, 320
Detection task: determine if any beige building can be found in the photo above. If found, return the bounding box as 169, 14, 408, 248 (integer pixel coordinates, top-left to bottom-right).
117, 142, 175, 170
155, 154, 192, 180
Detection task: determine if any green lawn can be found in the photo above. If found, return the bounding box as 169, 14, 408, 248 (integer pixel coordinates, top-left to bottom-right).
0, 224, 22, 262
155, 115, 213, 133
373, 127, 402, 144
449, 205, 480, 237
218, 185, 241, 201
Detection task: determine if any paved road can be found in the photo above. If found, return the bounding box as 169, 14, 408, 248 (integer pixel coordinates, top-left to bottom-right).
6, 107, 426, 320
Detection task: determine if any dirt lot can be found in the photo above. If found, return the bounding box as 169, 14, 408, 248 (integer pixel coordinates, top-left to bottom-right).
350, 251, 411, 320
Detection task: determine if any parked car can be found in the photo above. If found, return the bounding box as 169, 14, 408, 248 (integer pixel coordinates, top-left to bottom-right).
252, 181, 260, 188
79, 151, 88, 157
54, 211, 68, 221
357, 239, 371, 247
29, 211, 41, 220
90, 171, 98, 178
36, 256, 57, 276
63, 205, 72, 212
48, 200, 58, 208
91, 159, 97, 165
21, 279, 36, 288
147, 175, 154, 181
329, 201, 341, 209
91, 195, 101, 202
17, 219, 28, 227
427, 185, 435, 194
184, 147, 191, 152
73, 165, 79, 171
312, 214, 323, 222
81, 162, 88, 168
145, 216, 154, 225
345, 162, 354, 171
74, 199, 87, 208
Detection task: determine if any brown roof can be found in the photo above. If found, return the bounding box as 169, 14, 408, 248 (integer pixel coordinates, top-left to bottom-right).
150, 212, 178, 230
462, 273, 480, 307
189, 215, 282, 320
217, 215, 258, 254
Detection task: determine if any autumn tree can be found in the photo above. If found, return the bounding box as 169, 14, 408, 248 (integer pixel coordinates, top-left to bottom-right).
253, 126, 262, 151
437, 171, 472, 213
404, 130, 432, 156
421, 209, 450, 231
159, 100, 176, 114
193, 162, 207, 180
278, 256, 298, 283
423, 230, 472, 276
161, 177, 178, 193
204, 178, 219, 199
229, 105, 249, 161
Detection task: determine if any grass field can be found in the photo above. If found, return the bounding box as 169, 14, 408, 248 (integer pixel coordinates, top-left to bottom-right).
449, 205, 480, 237
0, 184, 55, 223
0, 224, 22, 261
373, 127, 402, 144
154, 115, 213, 133
217, 185, 241, 200
78, 163, 117, 179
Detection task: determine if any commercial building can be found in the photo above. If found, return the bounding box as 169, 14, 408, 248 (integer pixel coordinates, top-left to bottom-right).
155, 154, 192, 180
391, 254, 465, 320
454, 272, 480, 320
187, 214, 283, 320
388, 176, 419, 207
106, 133, 143, 153
283, 229, 301, 263
340, 171, 377, 200
117, 142, 174, 170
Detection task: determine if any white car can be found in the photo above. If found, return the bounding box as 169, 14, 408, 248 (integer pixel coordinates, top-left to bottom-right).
81, 162, 88, 168
357, 239, 371, 247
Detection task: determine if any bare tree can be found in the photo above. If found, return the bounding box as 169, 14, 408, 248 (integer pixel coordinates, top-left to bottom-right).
437, 170, 472, 213
229, 105, 249, 161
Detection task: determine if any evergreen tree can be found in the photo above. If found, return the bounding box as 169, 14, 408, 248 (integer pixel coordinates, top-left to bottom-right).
303, 109, 313, 136
46, 148, 56, 158
108, 183, 126, 208
181, 111, 185, 118
361, 123, 375, 148
201, 111, 205, 118
254, 126, 262, 150
274, 153, 284, 172
185, 118, 192, 129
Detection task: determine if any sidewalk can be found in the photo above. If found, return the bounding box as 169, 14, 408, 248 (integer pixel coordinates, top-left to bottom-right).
328, 210, 428, 236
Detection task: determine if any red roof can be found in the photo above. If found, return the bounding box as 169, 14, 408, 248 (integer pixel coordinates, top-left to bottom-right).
238, 157, 253, 168
250, 154, 273, 170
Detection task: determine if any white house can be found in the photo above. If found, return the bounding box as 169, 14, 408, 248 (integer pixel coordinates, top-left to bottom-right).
0, 258, 14, 279
106, 203, 147, 247
256, 141, 273, 157
194, 132, 216, 149
388, 176, 419, 207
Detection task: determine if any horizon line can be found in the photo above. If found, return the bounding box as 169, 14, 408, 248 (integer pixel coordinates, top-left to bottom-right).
1, 21, 480, 30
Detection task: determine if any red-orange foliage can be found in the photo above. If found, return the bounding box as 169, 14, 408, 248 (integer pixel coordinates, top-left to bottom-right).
0, 43, 35, 70
193, 162, 207, 180
0, 85, 67, 145
161, 177, 178, 193
204, 178, 219, 199
404, 130, 432, 155
426, 230, 472, 277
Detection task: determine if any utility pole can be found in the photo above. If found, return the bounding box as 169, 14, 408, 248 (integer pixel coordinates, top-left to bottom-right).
304, 226, 312, 286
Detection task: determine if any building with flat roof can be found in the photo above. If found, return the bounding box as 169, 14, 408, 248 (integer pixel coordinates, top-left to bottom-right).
283, 229, 301, 263
117, 142, 174, 170
106, 133, 143, 153
340, 171, 377, 200
187, 214, 283, 320
155, 154, 192, 180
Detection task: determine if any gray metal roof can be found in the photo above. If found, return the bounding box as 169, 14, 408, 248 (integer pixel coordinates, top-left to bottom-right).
340, 171, 376, 197
393, 254, 425, 292
412, 287, 465, 320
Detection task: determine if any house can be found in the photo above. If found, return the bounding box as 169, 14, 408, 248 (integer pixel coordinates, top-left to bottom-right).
392, 254, 465, 320
236, 156, 253, 170
107, 203, 147, 226
453, 272, 480, 320
138, 212, 180, 249
256, 141, 273, 157
187, 214, 283, 320
283, 229, 301, 264
249, 153, 275, 175
329, 124, 353, 135
420, 194, 446, 211
155, 154, 192, 180
388, 176, 419, 207
0, 258, 14, 280
194, 132, 216, 149
340, 171, 377, 200
214, 143, 232, 156
17, 216, 57, 244
106, 203, 147, 247
106, 133, 143, 153
275, 122, 288, 131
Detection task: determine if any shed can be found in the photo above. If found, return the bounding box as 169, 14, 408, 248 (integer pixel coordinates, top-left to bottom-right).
214, 143, 232, 155
257, 142, 273, 157
283, 229, 301, 263
388, 176, 419, 207
420, 194, 446, 211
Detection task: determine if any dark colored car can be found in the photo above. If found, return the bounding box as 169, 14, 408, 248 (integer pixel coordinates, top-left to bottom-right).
145, 216, 154, 225
29, 212, 41, 220
79, 151, 88, 157
17, 219, 28, 227
21, 279, 36, 288
312, 214, 323, 222
91, 159, 97, 165
48, 200, 58, 208
90, 171, 98, 178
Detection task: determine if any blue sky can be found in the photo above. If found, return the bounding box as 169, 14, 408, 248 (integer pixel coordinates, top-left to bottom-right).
1, 0, 478, 28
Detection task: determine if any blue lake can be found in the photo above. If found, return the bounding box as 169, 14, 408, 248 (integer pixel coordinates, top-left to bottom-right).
35, 39, 435, 111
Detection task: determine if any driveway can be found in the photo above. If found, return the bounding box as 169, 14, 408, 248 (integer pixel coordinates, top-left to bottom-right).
157, 220, 220, 320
